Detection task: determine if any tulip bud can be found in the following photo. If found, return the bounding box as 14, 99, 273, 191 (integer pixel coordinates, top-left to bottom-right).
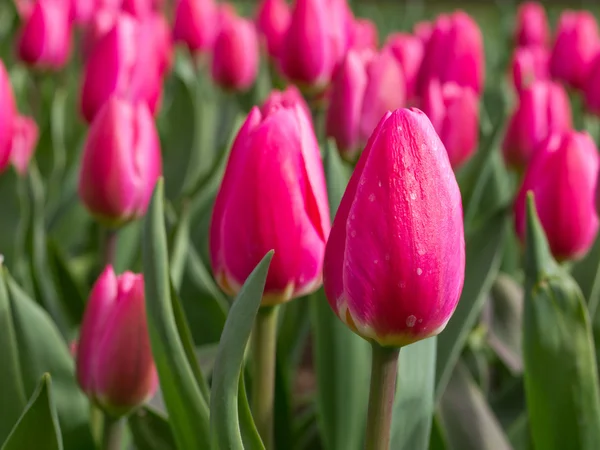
418, 11, 484, 96
515, 2, 549, 48
256, 0, 290, 60
349, 18, 378, 52
78, 97, 162, 227
0, 62, 16, 174
279, 0, 334, 91
17, 0, 73, 70
121, 0, 153, 18
81, 8, 117, 58
414, 20, 432, 44
10, 115, 38, 176
384, 33, 424, 102
210, 103, 331, 306
173, 0, 218, 54
511, 45, 549, 93
549, 11, 600, 90
211, 10, 259, 91
583, 54, 600, 117
421, 79, 479, 169
76, 266, 158, 417
323, 108, 465, 347
502, 80, 572, 170
326, 49, 405, 161
80, 12, 162, 123
142, 13, 173, 76
514, 130, 599, 261
261, 85, 311, 120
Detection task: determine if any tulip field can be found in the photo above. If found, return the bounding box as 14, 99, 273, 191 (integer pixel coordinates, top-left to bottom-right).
4, 0, 600, 449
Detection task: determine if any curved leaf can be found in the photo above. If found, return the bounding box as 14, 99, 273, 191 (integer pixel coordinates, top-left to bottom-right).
128, 406, 176, 450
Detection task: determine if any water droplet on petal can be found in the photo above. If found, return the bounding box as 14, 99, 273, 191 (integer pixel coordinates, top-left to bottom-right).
416, 268, 423, 276
369, 194, 376, 202
406, 315, 417, 327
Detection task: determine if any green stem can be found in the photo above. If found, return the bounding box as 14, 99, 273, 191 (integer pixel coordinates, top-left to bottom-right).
365, 343, 400, 450
251, 305, 279, 449
102, 228, 118, 268
102, 414, 125, 450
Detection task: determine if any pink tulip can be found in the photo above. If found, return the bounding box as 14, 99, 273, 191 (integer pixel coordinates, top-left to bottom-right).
421, 79, 479, 169
349, 18, 378, 52
515, 130, 599, 261
511, 45, 549, 93
78, 97, 162, 226
515, 2, 549, 48
0, 62, 16, 174
76, 266, 158, 416
323, 108, 465, 347
413, 20, 432, 44
71, 0, 95, 24
10, 115, 38, 176
550, 11, 600, 90
81, 8, 118, 57
583, 53, 600, 116
326, 48, 405, 161
210, 103, 331, 306
173, 0, 218, 54
17, 0, 73, 69
326, 0, 353, 68
261, 85, 311, 120
255, 0, 290, 59
121, 0, 153, 17
142, 13, 173, 76
418, 11, 484, 96
384, 33, 424, 102
211, 10, 259, 91
80, 12, 162, 123
502, 80, 572, 170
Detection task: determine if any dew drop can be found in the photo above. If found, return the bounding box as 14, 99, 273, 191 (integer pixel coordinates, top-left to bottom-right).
397, 281, 406, 288
416, 268, 423, 276
378, 181, 382, 188
406, 315, 417, 327
369, 194, 376, 202
410, 192, 417, 201
373, 259, 379, 265
351, 214, 356, 220
351, 230, 357, 238
418, 318, 423, 323
360, 177, 366, 186
385, 253, 391, 261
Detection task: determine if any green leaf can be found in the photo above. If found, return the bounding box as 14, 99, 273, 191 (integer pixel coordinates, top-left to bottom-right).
128, 406, 176, 450
1, 270, 94, 449
142, 179, 211, 450
391, 337, 436, 450
1, 373, 62, 450
209, 251, 273, 450
438, 361, 513, 450
522, 194, 600, 450
169, 202, 191, 290
572, 234, 600, 315
435, 210, 508, 400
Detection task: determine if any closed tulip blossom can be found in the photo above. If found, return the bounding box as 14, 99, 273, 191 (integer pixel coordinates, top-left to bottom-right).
323, 108, 465, 347
255, 0, 290, 60
17, 0, 73, 69
326, 48, 405, 161
173, 0, 218, 54
502, 80, 572, 170
10, 115, 38, 176
349, 18, 378, 52
421, 79, 479, 169
78, 97, 162, 227
76, 266, 158, 417
515, 2, 549, 48
384, 33, 425, 102
0, 62, 16, 174
80, 12, 162, 123
550, 11, 600, 90
515, 130, 599, 261
261, 85, 311, 120
583, 54, 600, 116
511, 45, 550, 93
211, 10, 259, 91
210, 102, 330, 306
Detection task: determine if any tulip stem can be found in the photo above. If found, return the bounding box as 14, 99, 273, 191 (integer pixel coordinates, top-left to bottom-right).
102, 228, 118, 268
102, 414, 124, 450
365, 343, 400, 450
251, 305, 279, 449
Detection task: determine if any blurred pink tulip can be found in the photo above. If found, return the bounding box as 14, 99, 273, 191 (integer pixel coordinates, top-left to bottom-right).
142, 13, 173, 76
0, 62, 16, 174
550, 10, 600, 90
121, 0, 153, 17
211, 10, 259, 91
515, 130, 599, 261
413, 20, 432, 44
76, 266, 158, 417
10, 115, 38, 176
261, 85, 311, 120
256, 0, 290, 59
81, 8, 118, 57
210, 103, 330, 306
173, 0, 218, 54
326, 48, 405, 161
384, 33, 424, 102
17, 0, 73, 69
80, 12, 162, 123
583, 53, 600, 116
418, 11, 484, 96
349, 18, 378, 52
78, 97, 162, 226
515, 2, 549, 48
323, 108, 465, 347
421, 79, 479, 169
502, 80, 572, 170
511, 45, 549, 93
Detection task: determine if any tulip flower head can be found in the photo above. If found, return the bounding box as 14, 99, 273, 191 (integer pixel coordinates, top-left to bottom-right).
10, 115, 38, 176
511, 45, 550, 93
323, 108, 465, 347
515, 2, 549, 48
0, 62, 16, 174
515, 130, 600, 261
583, 54, 600, 117
76, 266, 158, 417
384, 33, 425, 103
261, 85, 311, 120
255, 0, 290, 60
210, 101, 330, 306
173, 0, 218, 54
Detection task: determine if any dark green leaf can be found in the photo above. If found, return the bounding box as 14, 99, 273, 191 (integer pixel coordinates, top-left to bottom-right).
1, 373, 62, 450
572, 234, 600, 315
209, 251, 273, 450
128, 406, 176, 450
142, 179, 211, 450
